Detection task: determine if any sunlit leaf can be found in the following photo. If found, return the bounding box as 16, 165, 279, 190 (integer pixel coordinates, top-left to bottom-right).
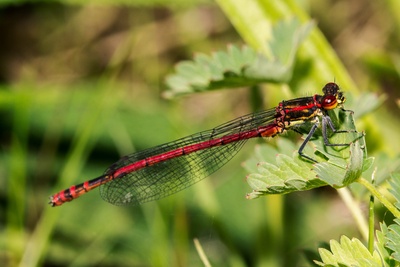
376, 223, 398, 267
314, 236, 383, 267
164, 19, 314, 97
388, 173, 400, 210
386, 219, 400, 262
245, 151, 326, 199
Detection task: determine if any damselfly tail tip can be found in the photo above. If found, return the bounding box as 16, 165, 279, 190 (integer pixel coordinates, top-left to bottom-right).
48, 197, 56, 207
48, 195, 61, 207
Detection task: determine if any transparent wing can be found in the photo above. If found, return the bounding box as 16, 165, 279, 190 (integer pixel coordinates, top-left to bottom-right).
100, 109, 277, 206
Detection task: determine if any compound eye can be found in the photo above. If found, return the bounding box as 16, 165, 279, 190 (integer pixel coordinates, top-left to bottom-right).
321, 95, 338, 110
322, 82, 339, 95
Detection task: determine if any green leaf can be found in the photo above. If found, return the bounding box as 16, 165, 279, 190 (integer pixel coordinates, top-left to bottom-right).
243, 19, 314, 80
376, 223, 398, 267
245, 150, 327, 199
386, 219, 400, 263
314, 140, 365, 187
314, 236, 383, 267
313, 111, 368, 187
164, 19, 314, 97
388, 173, 400, 210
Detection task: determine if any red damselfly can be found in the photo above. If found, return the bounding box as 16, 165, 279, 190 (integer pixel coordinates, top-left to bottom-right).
50, 82, 353, 207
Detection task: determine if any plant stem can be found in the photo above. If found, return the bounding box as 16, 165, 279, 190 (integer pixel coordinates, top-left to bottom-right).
357, 177, 400, 218
194, 238, 212, 267
368, 194, 374, 253
337, 188, 368, 241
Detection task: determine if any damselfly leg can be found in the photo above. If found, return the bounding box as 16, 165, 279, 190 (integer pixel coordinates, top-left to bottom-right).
298, 109, 360, 163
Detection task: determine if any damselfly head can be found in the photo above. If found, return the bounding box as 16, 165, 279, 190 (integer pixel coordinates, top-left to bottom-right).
322, 82, 340, 95
321, 82, 346, 110
324, 83, 345, 101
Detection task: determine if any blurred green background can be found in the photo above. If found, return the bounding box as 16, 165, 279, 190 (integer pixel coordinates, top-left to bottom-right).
1, 1, 400, 266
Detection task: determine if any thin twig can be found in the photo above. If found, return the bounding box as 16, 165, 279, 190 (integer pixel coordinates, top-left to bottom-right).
194, 238, 212, 267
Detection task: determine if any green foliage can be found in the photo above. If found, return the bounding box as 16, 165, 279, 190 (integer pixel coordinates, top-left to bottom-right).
385, 174, 400, 262
164, 19, 314, 97
313, 221, 400, 267
245, 146, 327, 198
389, 173, 400, 210
386, 219, 400, 263
312, 174, 400, 267
375, 224, 397, 267
314, 236, 383, 267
